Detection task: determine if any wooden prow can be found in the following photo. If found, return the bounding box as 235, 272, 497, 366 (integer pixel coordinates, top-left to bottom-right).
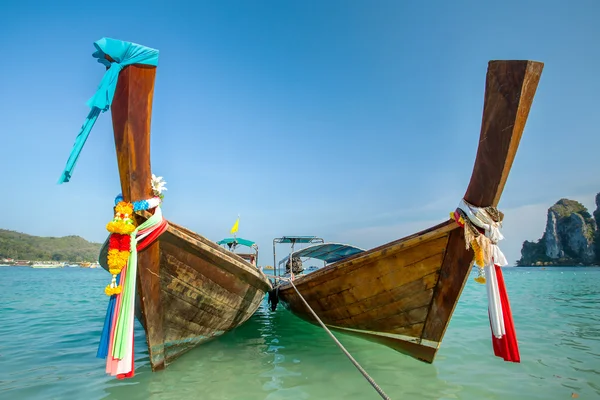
110, 64, 156, 202
464, 60, 544, 207
110, 63, 166, 370
421, 60, 543, 349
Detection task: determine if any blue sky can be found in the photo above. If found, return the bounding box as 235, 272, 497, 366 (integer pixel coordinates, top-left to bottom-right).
1, 0, 599, 264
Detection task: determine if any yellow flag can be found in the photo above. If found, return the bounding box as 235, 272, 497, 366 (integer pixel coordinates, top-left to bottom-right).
230, 217, 239, 235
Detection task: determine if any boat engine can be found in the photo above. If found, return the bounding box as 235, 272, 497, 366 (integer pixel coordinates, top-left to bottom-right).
285, 256, 304, 274
267, 288, 279, 311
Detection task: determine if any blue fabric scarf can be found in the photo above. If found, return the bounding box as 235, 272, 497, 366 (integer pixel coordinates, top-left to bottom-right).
58, 38, 159, 184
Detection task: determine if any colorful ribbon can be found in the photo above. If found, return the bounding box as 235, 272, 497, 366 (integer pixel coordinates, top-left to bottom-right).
97, 206, 168, 377
452, 201, 520, 363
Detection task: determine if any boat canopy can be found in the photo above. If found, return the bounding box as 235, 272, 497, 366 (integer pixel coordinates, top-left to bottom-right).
273, 236, 324, 244
278, 243, 365, 266
217, 237, 257, 250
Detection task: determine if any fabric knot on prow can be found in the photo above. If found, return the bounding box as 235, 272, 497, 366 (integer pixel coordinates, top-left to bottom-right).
453, 199, 507, 269
450, 198, 520, 363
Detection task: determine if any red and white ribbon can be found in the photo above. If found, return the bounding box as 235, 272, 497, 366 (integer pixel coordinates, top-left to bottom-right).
457, 200, 520, 363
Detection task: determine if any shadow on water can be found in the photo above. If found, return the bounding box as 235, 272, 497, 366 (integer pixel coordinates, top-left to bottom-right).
101, 299, 455, 400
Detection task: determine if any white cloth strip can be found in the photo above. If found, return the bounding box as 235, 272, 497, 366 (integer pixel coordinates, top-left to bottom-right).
486, 264, 505, 338
146, 197, 161, 209
458, 199, 508, 338
492, 265, 505, 335
458, 199, 504, 243
492, 245, 508, 267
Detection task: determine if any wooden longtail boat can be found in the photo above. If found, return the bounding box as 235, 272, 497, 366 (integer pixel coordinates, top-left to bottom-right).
272, 60, 543, 363
59, 38, 272, 372
101, 55, 272, 371
97, 220, 272, 370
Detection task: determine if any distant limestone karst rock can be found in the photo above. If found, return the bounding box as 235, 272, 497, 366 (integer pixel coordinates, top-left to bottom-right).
594, 193, 600, 264
517, 196, 599, 266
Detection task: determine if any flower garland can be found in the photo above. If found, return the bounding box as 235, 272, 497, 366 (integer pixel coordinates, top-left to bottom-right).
114, 194, 162, 212
105, 202, 134, 295
99, 207, 168, 378
104, 174, 167, 296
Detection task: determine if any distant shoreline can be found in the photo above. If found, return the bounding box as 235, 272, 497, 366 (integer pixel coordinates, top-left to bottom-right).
0, 263, 102, 269
515, 263, 597, 267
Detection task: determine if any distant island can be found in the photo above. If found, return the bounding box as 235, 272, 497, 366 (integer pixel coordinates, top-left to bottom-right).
517, 193, 600, 266
0, 229, 102, 263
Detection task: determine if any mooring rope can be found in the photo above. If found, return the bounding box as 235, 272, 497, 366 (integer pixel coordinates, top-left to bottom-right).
281, 277, 391, 400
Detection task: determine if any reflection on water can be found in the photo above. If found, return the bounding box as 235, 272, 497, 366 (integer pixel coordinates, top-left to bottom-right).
99, 302, 451, 400
0, 267, 599, 399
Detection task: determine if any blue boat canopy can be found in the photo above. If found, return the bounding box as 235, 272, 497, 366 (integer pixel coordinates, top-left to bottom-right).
274, 236, 324, 244
279, 243, 365, 265
217, 237, 257, 249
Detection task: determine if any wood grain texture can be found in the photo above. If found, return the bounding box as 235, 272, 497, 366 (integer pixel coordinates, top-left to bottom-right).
110, 64, 166, 370
111, 64, 156, 203
464, 60, 544, 208
156, 223, 270, 366
278, 229, 450, 362
107, 63, 272, 371
277, 60, 544, 364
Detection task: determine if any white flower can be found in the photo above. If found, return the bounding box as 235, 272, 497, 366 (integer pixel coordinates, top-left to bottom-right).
151, 174, 168, 196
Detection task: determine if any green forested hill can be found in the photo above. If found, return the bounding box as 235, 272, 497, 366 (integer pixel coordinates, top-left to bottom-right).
0, 229, 103, 262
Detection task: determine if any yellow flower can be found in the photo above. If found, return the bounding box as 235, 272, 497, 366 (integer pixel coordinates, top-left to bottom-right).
107, 249, 128, 270
117, 250, 129, 263
104, 285, 122, 296
474, 276, 486, 284
106, 220, 136, 234
108, 259, 125, 269
106, 220, 119, 233
115, 201, 134, 215
471, 239, 484, 267
449, 211, 465, 226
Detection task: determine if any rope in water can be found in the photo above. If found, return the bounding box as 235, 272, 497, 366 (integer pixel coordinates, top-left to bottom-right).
279, 277, 391, 400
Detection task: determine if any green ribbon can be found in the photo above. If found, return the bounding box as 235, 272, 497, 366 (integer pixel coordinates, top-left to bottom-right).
112, 208, 163, 359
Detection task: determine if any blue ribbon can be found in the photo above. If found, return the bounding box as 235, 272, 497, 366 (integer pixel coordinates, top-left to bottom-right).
97, 293, 117, 359
58, 38, 159, 184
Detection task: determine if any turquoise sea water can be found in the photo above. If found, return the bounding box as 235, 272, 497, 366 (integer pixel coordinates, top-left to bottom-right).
1, 266, 599, 399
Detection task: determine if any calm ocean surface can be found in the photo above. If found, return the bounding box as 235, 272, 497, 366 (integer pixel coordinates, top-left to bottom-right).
1, 266, 599, 399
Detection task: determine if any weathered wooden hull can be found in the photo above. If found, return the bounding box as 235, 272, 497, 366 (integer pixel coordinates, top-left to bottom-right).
277, 221, 463, 362
100, 220, 272, 370
276, 60, 544, 363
